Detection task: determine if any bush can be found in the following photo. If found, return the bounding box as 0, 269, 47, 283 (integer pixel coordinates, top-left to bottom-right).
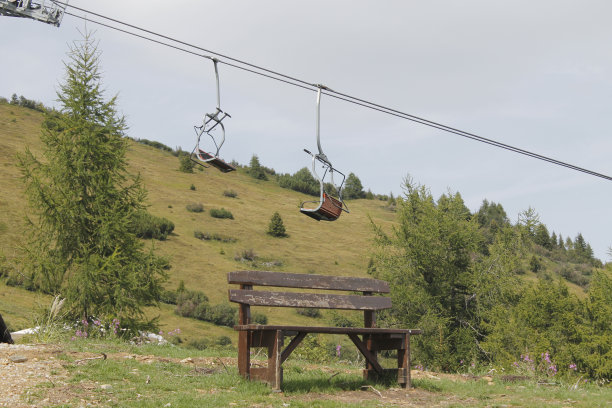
293, 334, 334, 363
207, 304, 237, 327
193, 302, 211, 321
215, 335, 232, 346
175, 290, 209, 318
187, 337, 210, 350
328, 311, 358, 327
296, 308, 321, 318
179, 155, 195, 173
235, 249, 257, 262
9, 94, 47, 112
277, 167, 319, 196
186, 203, 204, 213
267, 212, 287, 237
137, 139, 173, 152
252, 312, 268, 325
130, 211, 175, 240
194, 230, 236, 243
189, 184, 196, 191
223, 190, 238, 198
160, 289, 179, 305
209, 208, 233, 219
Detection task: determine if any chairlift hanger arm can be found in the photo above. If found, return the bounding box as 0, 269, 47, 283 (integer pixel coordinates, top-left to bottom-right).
0, 0, 66, 26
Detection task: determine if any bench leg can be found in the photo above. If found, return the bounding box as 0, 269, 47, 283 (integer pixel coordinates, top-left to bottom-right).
238, 331, 251, 378
249, 330, 284, 391
365, 333, 379, 380
269, 330, 283, 392
397, 333, 410, 388
361, 334, 412, 388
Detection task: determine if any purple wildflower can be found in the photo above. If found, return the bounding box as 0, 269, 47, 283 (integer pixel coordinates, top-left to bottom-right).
336, 344, 341, 357
569, 364, 577, 371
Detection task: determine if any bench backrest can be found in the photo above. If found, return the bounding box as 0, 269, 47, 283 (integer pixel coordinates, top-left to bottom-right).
228, 270, 391, 328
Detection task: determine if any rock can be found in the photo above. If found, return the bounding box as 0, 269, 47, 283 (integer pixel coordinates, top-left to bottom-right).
100, 384, 113, 390
9, 355, 27, 363
180, 357, 193, 364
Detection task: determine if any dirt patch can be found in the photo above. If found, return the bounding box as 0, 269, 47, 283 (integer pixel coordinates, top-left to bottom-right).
0, 343, 69, 407
284, 386, 477, 407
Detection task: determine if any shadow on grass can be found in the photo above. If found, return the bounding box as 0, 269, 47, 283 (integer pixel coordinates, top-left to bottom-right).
282, 369, 397, 394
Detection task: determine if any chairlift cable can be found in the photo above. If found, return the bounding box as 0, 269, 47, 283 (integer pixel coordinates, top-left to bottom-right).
58, 5, 612, 182
62, 11, 316, 93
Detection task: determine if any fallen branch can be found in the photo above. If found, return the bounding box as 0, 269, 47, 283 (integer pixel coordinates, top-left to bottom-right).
328, 372, 340, 382
216, 357, 229, 374
74, 353, 107, 364
360, 385, 382, 397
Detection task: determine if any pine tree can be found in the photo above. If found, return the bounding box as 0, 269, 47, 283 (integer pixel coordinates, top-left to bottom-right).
179, 154, 195, 173
247, 154, 268, 180
19, 31, 167, 331
343, 172, 365, 199
267, 212, 287, 237
534, 224, 552, 250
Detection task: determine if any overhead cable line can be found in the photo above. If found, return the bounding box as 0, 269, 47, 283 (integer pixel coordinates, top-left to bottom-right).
58, 2, 612, 182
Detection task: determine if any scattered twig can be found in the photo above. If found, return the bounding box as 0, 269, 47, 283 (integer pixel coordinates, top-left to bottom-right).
216, 357, 229, 374
74, 353, 107, 364
328, 372, 340, 382
360, 385, 382, 397
145, 375, 150, 384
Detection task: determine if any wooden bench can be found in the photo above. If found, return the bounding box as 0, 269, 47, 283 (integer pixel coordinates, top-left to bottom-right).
228, 270, 422, 391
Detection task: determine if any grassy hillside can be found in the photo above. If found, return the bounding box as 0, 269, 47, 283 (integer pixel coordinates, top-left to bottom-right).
0, 102, 397, 341
0, 101, 596, 344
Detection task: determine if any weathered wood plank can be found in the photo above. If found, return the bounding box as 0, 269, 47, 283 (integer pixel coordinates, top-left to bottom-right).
233, 325, 422, 335
229, 289, 392, 310
228, 271, 389, 293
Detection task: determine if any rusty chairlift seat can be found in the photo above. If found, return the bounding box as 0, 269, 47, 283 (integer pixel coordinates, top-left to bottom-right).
300, 85, 349, 221
300, 149, 348, 221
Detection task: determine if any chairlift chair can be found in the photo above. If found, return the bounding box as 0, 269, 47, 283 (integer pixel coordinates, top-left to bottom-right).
300, 86, 349, 221
300, 149, 348, 221
190, 58, 236, 173
0, 0, 65, 26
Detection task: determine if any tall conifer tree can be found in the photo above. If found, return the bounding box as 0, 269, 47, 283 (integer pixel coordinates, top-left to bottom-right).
19, 30, 167, 331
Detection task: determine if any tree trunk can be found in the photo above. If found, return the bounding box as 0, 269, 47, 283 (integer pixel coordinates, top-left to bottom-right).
0, 313, 14, 344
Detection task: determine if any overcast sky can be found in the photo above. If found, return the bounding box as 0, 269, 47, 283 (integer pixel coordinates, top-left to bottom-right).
1, 1, 610, 261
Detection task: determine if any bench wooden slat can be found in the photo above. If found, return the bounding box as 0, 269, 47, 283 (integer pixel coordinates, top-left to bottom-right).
234, 325, 422, 335
228, 271, 390, 293
229, 289, 392, 310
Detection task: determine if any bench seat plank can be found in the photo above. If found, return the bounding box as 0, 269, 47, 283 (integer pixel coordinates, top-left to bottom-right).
234, 324, 422, 335
229, 289, 392, 310
228, 271, 390, 293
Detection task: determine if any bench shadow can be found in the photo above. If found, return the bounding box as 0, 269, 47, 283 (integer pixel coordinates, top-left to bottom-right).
280, 371, 397, 394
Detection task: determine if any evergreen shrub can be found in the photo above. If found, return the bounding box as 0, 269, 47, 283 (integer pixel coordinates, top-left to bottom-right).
209, 208, 233, 219
186, 203, 204, 213
130, 211, 175, 240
